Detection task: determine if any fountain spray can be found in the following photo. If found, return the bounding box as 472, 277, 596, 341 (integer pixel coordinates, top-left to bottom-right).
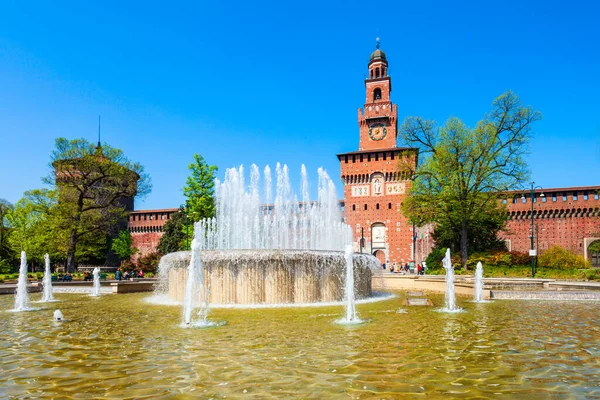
343, 245, 358, 322
41, 253, 55, 302
474, 261, 484, 302
13, 251, 31, 311
442, 248, 460, 312
90, 267, 101, 296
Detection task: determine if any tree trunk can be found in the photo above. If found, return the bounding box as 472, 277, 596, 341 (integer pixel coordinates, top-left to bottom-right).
66, 228, 77, 273
460, 220, 469, 270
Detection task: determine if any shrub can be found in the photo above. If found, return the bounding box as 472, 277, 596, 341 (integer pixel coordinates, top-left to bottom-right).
136, 251, 162, 273
0, 259, 16, 274
538, 246, 590, 270
581, 269, 600, 281
425, 247, 447, 270
467, 251, 530, 269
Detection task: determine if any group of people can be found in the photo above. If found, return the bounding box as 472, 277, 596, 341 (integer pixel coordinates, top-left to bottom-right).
115, 269, 144, 281
56, 272, 72, 281
384, 262, 426, 275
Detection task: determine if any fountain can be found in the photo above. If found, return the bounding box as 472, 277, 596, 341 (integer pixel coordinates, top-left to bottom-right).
182, 239, 213, 327
90, 267, 101, 297
154, 164, 379, 307
12, 251, 36, 312
336, 245, 363, 324
40, 253, 55, 302
474, 261, 484, 302
440, 248, 462, 312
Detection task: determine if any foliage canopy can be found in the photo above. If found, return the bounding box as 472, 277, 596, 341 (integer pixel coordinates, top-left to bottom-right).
400, 91, 541, 268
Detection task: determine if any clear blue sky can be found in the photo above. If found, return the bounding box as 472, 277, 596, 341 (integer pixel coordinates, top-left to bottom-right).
1, 0, 599, 209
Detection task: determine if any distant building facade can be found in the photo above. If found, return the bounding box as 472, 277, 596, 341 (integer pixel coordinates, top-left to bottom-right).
128, 208, 178, 261
499, 187, 600, 266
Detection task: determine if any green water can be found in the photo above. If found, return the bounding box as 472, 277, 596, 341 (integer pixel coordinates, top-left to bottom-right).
1, 292, 599, 398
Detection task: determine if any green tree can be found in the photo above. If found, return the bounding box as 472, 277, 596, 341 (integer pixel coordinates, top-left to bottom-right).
183, 154, 217, 223
5, 189, 63, 269
157, 208, 187, 254
0, 199, 16, 272
111, 230, 138, 261
399, 92, 541, 269
430, 202, 507, 254
45, 138, 151, 272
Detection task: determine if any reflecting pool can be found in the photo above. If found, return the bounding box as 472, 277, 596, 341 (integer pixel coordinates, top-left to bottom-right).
1, 292, 599, 398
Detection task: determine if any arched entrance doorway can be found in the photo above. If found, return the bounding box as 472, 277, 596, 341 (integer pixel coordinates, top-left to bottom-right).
373, 250, 386, 266
588, 239, 600, 267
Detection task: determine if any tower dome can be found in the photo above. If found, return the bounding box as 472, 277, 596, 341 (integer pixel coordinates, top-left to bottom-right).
370, 48, 387, 61
370, 37, 387, 61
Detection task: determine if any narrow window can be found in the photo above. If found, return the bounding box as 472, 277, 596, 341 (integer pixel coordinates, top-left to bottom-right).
552, 195, 557, 202
584, 193, 588, 200
388, 202, 392, 209
344, 155, 348, 164
375, 68, 380, 78
364, 204, 368, 211
383, 153, 387, 161
373, 88, 382, 100
376, 203, 380, 210
360, 154, 363, 162
368, 154, 371, 162
573, 193, 578, 201
352, 204, 356, 211
375, 153, 379, 161
352, 155, 356, 163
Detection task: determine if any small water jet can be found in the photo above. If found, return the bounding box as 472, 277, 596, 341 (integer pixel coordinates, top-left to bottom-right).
40, 253, 55, 302
440, 248, 462, 313
181, 239, 213, 328
474, 261, 484, 303
53, 309, 63, 321
12, 251, 37, 312
90, 267, 101, 297
335, 245, 364, 325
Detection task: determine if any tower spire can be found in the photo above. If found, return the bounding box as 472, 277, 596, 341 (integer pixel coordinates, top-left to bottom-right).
376, 37, 381, 49
97, 115, 101, 148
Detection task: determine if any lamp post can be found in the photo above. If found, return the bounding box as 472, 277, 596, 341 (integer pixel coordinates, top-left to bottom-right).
360, 227, 365, 254
522, 182, 544, 277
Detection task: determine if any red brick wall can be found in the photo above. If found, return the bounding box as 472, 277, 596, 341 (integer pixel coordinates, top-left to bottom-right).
498, 187, 600, 259
339, 150, 417, 264
128, 208, 178, 261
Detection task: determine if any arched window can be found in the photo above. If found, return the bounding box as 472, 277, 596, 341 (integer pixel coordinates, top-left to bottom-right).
375, 68, 380, 78
373, 88, 382, 100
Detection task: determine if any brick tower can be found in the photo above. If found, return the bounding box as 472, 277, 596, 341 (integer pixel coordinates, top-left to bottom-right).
337, 40, 418, 266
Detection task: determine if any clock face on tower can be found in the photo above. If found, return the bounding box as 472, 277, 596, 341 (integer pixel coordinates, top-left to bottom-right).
369, 124, 387, 141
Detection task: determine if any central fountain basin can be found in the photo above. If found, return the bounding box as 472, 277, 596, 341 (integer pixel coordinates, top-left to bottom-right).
159, 249, 377, 305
